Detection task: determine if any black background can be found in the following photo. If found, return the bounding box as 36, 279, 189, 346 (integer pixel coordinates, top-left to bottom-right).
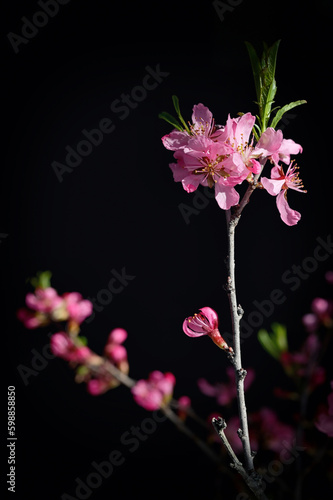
2, 1, 333, 499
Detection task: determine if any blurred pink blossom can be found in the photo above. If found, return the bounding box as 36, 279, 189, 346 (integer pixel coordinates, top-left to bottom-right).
63, 292, 93, 324
50, 332, 92, 363
198, 366, 255, 406
25, 287, 63, 313
131, 371, 176, 411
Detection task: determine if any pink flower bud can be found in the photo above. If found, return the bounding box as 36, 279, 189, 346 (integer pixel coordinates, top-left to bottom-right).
105, 344, 127, 363
87, 379, 110, 396
50, 332, 73, 359
108, 328, 127, 344
183, 307, 232, 352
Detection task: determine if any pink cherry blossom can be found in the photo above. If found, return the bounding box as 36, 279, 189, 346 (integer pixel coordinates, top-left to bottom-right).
198, 366, 255, 406
183, 307, 232, 351
50, 332, 92, 362
17, 308, 48, 329
87, 378, 111, 396
220, 113, 261, 175
169, 136, 241, 210
254, 127, 303, 166
161, 103, 224, 151
25, 287, 63, 313
104, 328, 128, 364
63, 292, 93, 324
131, 371, 176, 411
261, 162, 306, 225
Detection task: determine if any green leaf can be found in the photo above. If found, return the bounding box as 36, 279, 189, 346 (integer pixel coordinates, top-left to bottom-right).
245, 41, 261, 103
30, 270, 52, 289
269, 100, 307, 129
172, 95, 190, 132
257, 328, 281, 359
77, 335, 88, 346
271, 323, 288, 352
158, 111, 183, 131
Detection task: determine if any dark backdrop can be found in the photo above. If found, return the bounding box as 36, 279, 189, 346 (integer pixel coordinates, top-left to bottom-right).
3, 1, 332, 499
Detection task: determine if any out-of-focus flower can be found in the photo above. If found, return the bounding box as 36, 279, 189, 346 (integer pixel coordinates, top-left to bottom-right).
198, 366, 255, 406
131, 371, 176, 411
183, 307, 233, 352
50, 332, 92, 363
62, 292, 93, 325
17, 287, 93, 329
17, 308, 48, 329
104, 328, 129, 377
261, 162, 306, 226
225, 408, 294, 455
177, 395, 192, 420
315, 381, 333, 437
87, 378, 113, 396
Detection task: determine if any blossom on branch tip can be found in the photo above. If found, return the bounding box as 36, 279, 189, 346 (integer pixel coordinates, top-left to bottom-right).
261, 162, 306, 225
254, 127, 303, 166
63, 292, 93, 325
131, 371, 176, 411
161, 103, 224, 151
183, 307, 233, 352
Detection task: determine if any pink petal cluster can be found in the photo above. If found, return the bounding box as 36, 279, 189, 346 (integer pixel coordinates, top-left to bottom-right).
62, 292, 93, 325
162, 104, 305, 223
17, 287, 93, 329
183, 306, 232, 352
261, 162, 306, 226
315, 381, 333, 437
50, 332, 92, 363
302, 296, 333, 333
131, 371, 176, 411
163, 109, 262, 210
104, 328, 129, 374
198, 366, 255, 406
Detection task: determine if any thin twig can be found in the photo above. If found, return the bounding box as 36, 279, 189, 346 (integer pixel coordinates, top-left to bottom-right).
225, 210, 254, 473
212, 417, 268, 500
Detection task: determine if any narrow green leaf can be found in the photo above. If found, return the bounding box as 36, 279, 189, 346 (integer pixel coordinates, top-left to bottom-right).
269, 100, 307, 129
271, 323, 288, 352
172, 95, 190, 132
158, 111, 183, 131
266, 40, 280, 86
245, 41, 261, 103
257, 329, 281, 359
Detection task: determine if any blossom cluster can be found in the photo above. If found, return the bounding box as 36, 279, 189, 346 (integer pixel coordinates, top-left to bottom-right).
17, 287, 93, 332
162, 104, 305, 225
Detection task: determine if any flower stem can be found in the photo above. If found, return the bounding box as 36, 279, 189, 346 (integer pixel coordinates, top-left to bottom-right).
225, 209, 254, 473
212, 417, 268, 500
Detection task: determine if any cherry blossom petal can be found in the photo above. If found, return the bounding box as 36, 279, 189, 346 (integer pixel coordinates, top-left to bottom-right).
191, 103, 213, 133
261, 177, 285, 196
162, 130, 189, 151
214, 181, 239, 210
200, 307, 219, 329
276, 190, 301, 226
